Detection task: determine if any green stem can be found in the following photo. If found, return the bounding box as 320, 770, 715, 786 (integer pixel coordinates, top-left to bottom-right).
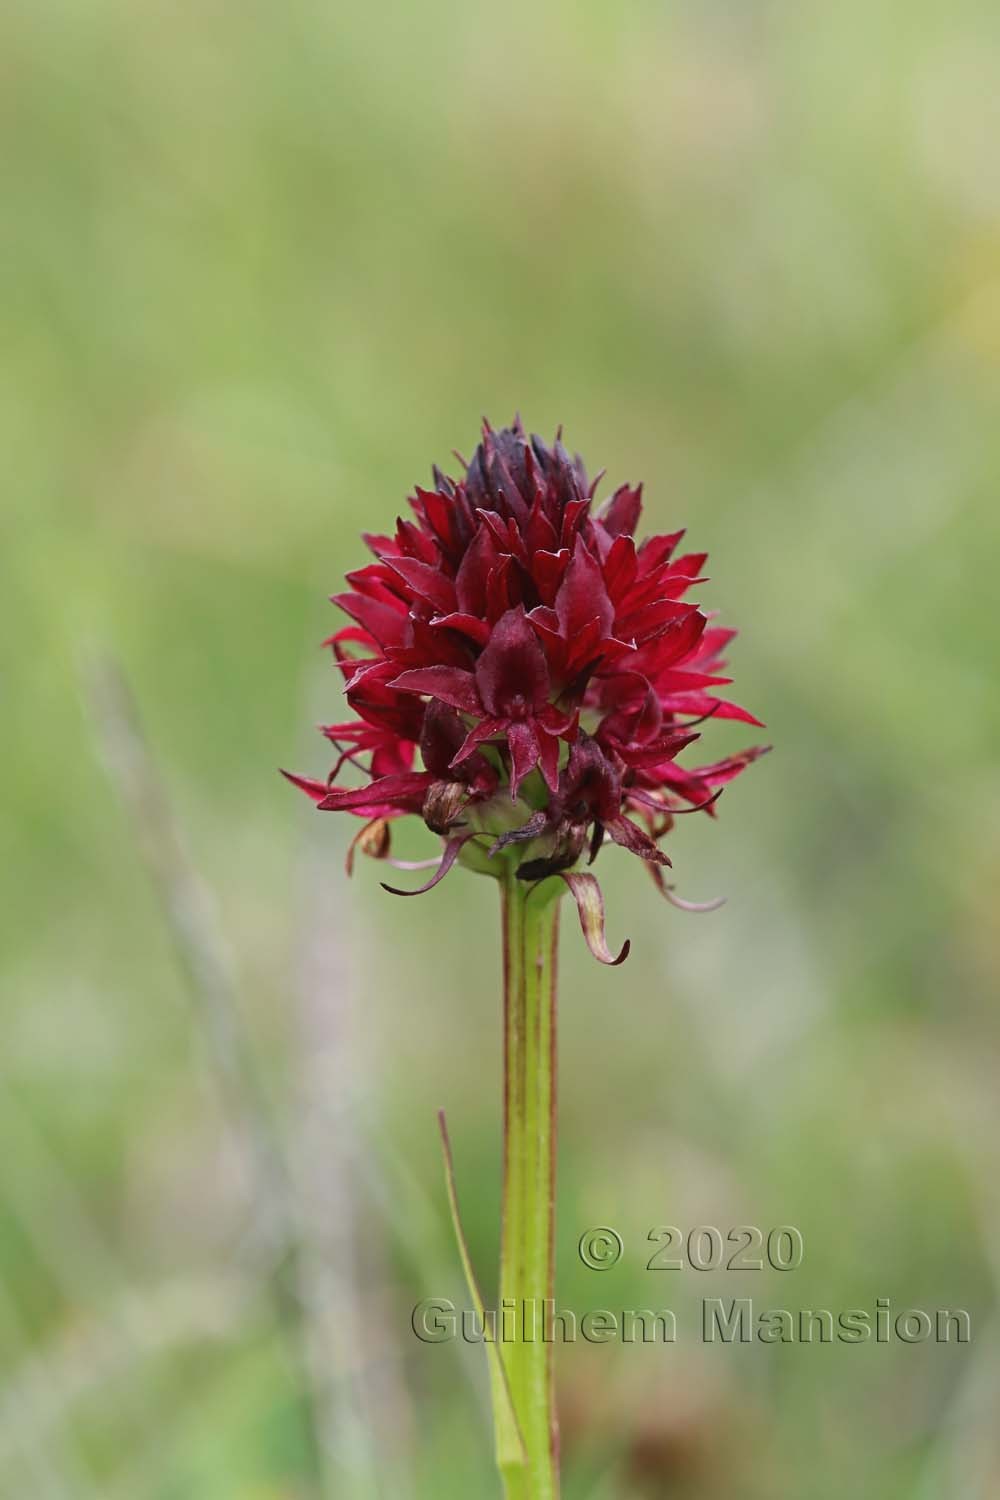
499, 872, 562, 1500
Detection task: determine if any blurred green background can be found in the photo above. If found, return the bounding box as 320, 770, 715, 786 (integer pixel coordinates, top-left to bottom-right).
3, 0, 999, 1495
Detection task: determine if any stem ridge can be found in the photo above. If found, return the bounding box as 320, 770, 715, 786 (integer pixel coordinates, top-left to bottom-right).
499, 875, 562, 1499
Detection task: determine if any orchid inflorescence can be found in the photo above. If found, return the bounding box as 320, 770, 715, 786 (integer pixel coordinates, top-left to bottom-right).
285, 418, 766, 961
285, 417, 767, 1496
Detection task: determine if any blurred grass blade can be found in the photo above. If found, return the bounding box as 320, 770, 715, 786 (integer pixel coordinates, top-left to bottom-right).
82, 651, 332, 1496
436, 1110, 526, 1476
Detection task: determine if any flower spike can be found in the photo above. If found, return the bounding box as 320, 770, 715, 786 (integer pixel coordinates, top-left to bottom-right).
285, 418, 767, 955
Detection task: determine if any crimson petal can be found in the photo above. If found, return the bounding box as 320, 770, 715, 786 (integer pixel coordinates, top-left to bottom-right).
596, 482, 643, 539
554, 535, 614, 637
388, 666, 482, 714
430, 611, 492, 647
506, 719, 541, 798
385, 556, 457, 614
317, 771, 433, 813
475, 607, 550, 717
331, 591, 409, 650
454, 524, 500, 614
451, 716, 505, 766
281, 769, 332, 803
606, 814, 672, 866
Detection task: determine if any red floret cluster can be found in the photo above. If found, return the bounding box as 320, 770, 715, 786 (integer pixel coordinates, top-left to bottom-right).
285, 419, 766, 947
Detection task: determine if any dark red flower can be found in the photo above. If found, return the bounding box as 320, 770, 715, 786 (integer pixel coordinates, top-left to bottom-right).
284, 418, 768, 958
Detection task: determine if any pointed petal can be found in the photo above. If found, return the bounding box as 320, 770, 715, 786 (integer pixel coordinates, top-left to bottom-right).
331, 591, 409, 649
617, 730, 700, 769
380, 834, 469, 895
637, 529, 685, 572
596, 482, 643, 539
454, 524, 500, 614
663, 691, 765, 728
536, 728, 561, 790
606, 814, 672, 866
506, 719, 540, 798
323, 624, 374, 651
554, 535, 614, 638
558, 495, 591, 549
669, 744, 772, 789
603, 534, 638, 599
655, 669, 732, 693
474, 607, 551, 717
524, 497, 559, 556
485, 555, 523, 622
450, 716, 505, 766
418, 699, 468, 777
317, 771, 433, 813
538, 702, 579, 738
388, 666, 482, 714
430, 611, 492, 647
561, 617, 602, 675
531, 547, 570, 604
280, 769, 331, 803
664, 552, 708, 584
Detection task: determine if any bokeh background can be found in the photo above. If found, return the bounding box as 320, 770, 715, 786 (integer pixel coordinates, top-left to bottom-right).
4, 0, 1000, 1496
